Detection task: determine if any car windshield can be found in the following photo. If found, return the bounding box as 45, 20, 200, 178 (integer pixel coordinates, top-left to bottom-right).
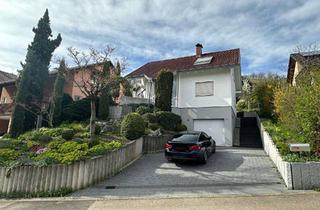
171, 134, 199, 143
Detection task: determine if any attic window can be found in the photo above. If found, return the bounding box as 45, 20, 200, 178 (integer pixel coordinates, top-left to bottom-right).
194, 56, 213, 65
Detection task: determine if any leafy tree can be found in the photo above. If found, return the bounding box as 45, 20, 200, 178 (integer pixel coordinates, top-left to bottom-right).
48, 59, 66, 127
155, 69, 173, 111
67, 47, 126, 141
10, 9, 61, 137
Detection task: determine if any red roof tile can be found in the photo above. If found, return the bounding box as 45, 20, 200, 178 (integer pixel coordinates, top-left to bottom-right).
127, 48, 240, 78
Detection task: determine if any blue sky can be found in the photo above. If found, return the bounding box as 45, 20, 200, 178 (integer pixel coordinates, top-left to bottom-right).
0, 0, 319, 75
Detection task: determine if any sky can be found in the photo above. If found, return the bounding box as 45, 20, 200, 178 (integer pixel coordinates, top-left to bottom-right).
0, 0, 320, 76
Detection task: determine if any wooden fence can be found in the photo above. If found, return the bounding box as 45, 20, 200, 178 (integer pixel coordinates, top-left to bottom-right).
142, 135, 172, 154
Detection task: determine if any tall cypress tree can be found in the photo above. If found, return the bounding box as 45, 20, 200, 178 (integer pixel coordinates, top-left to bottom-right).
48, 59, 66, 127
10, 9, 61, 137
155, 69, 173, 111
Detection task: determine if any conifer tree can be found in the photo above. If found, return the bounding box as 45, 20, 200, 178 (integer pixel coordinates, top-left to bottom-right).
155, 69, 173, 111
48, 59, 66, 127
10, 9, 61, 137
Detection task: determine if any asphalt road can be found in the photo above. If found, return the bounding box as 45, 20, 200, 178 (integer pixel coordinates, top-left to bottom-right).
1, 193, 319, 210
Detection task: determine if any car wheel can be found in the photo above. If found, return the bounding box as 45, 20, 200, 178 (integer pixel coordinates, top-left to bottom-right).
212, 145, 216, 153
200, 151, 208, 164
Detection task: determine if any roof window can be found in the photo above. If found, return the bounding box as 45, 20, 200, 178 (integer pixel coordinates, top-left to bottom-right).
194, 56, 213, 65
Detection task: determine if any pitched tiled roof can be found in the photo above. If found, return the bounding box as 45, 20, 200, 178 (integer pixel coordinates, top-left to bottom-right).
287, 52, 320, 84
0, 70, 17, 83
127, 48, 240, 78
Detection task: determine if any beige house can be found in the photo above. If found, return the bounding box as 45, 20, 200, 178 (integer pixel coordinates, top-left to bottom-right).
0, 63, 117, 135
287, 51, 320, 86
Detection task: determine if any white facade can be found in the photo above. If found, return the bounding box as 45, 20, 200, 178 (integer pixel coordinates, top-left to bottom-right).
127, 65, 241, 146
173, 67, 236, 111
128, 76, 155, 103
172, 66, 240, 146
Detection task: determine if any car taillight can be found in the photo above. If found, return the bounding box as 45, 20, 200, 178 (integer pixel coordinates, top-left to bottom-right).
164, 143, 172, 149
189, 145, 201, 151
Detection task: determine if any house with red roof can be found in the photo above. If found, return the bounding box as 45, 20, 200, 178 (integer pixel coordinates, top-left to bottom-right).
127, 44, 242, 146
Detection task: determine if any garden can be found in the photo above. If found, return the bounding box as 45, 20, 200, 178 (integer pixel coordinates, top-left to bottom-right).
237, 67, 320, 162
0, 103, 186, 168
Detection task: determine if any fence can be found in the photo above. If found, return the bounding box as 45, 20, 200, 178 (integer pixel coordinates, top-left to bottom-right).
142, 135, 172, 153
0, 134, 174, 195
0, 138, 143, 194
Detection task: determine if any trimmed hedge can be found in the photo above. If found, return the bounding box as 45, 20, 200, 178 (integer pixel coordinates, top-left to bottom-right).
155, 111, 181, 131
121, 113, 145, 140
142, 113, 157, 124
136, 106, 153, 115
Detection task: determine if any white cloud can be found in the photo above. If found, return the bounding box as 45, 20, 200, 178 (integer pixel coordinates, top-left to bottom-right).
0, 0, 320, 75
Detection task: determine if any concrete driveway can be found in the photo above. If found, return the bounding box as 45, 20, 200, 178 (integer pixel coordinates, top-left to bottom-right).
71, 147, 287, 198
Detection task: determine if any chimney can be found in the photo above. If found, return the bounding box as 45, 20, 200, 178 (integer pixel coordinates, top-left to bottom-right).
195, 43, 203, 58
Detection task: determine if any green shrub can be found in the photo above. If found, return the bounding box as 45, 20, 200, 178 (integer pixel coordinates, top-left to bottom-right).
128, 103, 153, 112
148, 123, 161, 131
142, 113, 157, 124
0, 139, 26, 150
62, 97, 96, 122
95, 124, 101, 135
61, 129, 75, 140
37, 134, 52, 144
136, 106, 153, 115
47, 140, 65, 150
176, 123, 187, 132
34, 141, 89, 164
0, 148, 20, 166
155, 111, 181, 131
121, 113, 145, 140
88, 140, 123, 156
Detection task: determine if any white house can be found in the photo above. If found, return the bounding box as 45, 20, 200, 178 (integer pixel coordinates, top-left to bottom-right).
126, 44, 241, 146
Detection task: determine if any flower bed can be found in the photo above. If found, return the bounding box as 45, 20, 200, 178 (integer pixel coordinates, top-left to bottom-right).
0, 122, 128, 167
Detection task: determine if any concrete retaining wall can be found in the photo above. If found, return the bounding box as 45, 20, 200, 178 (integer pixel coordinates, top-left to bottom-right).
109, 105, 132, 119
0, 138, 143, 194
256, 115, 320, 190
143, 135, 172, 154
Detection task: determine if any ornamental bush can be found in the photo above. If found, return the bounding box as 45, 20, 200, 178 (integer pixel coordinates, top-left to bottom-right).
61, 129, 75, 140
142, 113, 157, 124
0, 148, 21, 166
121, 113, 145, 140
136, 106, 153, 115
176, 123, 188, 132
34, 141, 89, 164
155, 111, 182, 131
88, 140, 123, 156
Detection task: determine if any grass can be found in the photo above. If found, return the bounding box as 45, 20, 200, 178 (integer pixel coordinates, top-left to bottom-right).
262, 120, 320, 162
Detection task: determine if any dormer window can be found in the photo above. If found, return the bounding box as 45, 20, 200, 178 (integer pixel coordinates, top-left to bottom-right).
194, 56, 213, 65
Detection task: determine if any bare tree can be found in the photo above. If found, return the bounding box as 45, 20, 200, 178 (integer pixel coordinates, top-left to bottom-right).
66, 46, 123, 141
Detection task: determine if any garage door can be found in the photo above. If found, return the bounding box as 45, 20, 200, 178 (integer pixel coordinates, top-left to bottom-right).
193, 119, 225, 146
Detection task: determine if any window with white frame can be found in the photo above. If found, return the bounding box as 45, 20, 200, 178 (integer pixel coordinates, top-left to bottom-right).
195, 81, 214, 97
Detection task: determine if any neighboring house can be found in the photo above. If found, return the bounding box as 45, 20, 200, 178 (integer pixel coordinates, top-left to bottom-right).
287, 51, 320, 86
0, 63, 115, 135
127, 44, 242, 146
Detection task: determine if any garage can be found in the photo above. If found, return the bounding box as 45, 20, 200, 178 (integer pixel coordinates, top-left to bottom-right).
193, 119, 225, 146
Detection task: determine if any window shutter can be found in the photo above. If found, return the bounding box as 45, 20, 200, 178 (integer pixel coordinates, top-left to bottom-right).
195, 81, 213, 97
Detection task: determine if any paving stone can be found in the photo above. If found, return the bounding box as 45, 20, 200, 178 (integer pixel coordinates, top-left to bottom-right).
71, 147, 286, 198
